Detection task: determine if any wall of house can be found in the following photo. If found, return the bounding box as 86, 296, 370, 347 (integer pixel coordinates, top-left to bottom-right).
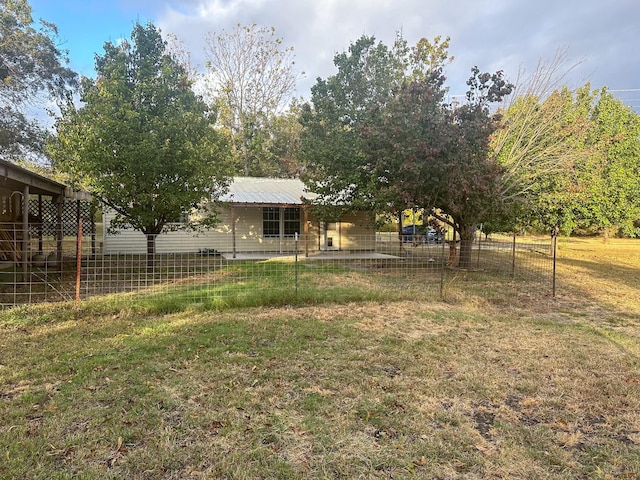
102, 206, 375, 255
307, 211, 376, 251
102, 207, 375, 255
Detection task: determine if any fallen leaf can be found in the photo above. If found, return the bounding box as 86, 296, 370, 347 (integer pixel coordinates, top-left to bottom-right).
413, 456, 426, 466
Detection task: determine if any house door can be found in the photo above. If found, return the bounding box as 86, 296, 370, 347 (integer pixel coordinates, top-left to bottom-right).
320, 222, 339, 251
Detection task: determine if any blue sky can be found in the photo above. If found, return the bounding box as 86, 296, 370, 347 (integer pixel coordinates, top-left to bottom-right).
30, 1, 157, 76
28, 0, 640, 110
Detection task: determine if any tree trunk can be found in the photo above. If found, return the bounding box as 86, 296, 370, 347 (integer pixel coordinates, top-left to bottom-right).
448, 228, 457, 266
146, 233, 157, 273
458, 224, 476, 269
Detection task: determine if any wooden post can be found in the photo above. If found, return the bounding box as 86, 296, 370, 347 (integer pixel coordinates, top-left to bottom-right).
22, 185, 29, 281
56, 195, 63, 272
38, 194, 43, 254
90, 203, 97, 256
231, 206, 236, 259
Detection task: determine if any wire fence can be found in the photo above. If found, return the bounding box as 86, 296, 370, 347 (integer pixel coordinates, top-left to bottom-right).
0, 225, 556, 307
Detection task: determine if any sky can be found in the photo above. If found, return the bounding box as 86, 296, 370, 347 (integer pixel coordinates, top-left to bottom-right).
28, 0, 640, 111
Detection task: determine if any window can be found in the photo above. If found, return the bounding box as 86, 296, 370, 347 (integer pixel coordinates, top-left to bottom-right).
263, 207, 301, 237
167, 211, 190, 224
283, 207, 301, 236
263, 207, 280, 236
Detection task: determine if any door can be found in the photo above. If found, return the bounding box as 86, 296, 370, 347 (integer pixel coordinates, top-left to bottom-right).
320, 221, 339, 251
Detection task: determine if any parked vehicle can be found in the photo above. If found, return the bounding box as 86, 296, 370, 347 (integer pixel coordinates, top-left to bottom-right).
401, 224, 445, 244
401, 224, 421, 242
425, 227, 445, 243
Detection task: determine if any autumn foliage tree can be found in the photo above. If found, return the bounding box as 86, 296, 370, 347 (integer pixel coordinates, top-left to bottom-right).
300, 34, 511, 267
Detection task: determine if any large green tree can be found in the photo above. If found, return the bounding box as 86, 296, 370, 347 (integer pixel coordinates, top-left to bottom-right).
582, 89, 640, 236
48, 22, 230, 257
492, 80, 640, 237
300, 34, 511, 267
0, 0, 76, 160
543, 88, 640, 236
300, 35, 449, 219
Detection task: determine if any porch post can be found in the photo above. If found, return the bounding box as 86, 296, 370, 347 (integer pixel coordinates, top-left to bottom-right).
303, 207, 309, 257
279, 207, 284, 254
22, 185, 29, 281
38, 194, 43, 254
56, 195, 63, 268
231, 206, 236, 259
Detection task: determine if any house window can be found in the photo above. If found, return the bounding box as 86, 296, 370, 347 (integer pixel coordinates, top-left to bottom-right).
167, 211, 190, 224
263, 207, 280, 236
263, 207, 301, 237
283, 207, 301, 236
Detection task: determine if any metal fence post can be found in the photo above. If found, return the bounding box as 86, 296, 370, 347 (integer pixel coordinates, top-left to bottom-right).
294, 232, 299, 294
440, 235, 446, 300
477, 229, 481, 269
511, 231, 517, 278
552, 227, 558, 298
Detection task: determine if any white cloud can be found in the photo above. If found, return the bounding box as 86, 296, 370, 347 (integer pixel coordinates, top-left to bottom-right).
151, 0, 640, 107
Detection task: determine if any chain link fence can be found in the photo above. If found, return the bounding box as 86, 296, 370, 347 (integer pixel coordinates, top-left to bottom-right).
0, 224, 556, 307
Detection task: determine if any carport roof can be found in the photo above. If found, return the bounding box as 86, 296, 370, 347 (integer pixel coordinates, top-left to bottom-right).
220, 177, 317, 206
0, 159, 67, 197
0, 159, 91, 200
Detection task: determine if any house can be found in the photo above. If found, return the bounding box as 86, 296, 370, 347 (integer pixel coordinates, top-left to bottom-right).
102, 177, 376, 256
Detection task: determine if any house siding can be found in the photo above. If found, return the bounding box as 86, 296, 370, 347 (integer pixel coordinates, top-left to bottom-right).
102, 207, 374, 255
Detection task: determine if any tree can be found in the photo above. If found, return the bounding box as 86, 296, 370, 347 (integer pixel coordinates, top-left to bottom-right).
376, 68, 512, 267
0, 0, 76, 160
202, 23, 298, 175
300, 34, 511, 267
48, 22, 230, 259
488, 50, 594, 233
300, 35, 450, 222
582, 89, 640, 237
541, 88, 640, 236
491, 53, 640, 238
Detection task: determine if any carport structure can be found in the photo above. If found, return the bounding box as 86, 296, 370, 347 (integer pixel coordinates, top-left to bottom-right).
0, 159, 89, 283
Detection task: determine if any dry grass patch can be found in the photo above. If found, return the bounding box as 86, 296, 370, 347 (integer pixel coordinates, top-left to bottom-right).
2, 296, 640, 479
1, 237, 639, 479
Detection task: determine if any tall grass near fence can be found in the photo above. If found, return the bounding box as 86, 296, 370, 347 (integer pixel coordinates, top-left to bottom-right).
0, 233, 554, 307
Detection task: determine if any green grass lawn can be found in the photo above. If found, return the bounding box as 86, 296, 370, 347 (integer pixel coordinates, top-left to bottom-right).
0, 238, 639, 479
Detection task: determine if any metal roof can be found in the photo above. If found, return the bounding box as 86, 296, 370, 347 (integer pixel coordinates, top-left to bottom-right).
0, 159, 92, 200
220, 177, 317, 205
0, 159, 67, 197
